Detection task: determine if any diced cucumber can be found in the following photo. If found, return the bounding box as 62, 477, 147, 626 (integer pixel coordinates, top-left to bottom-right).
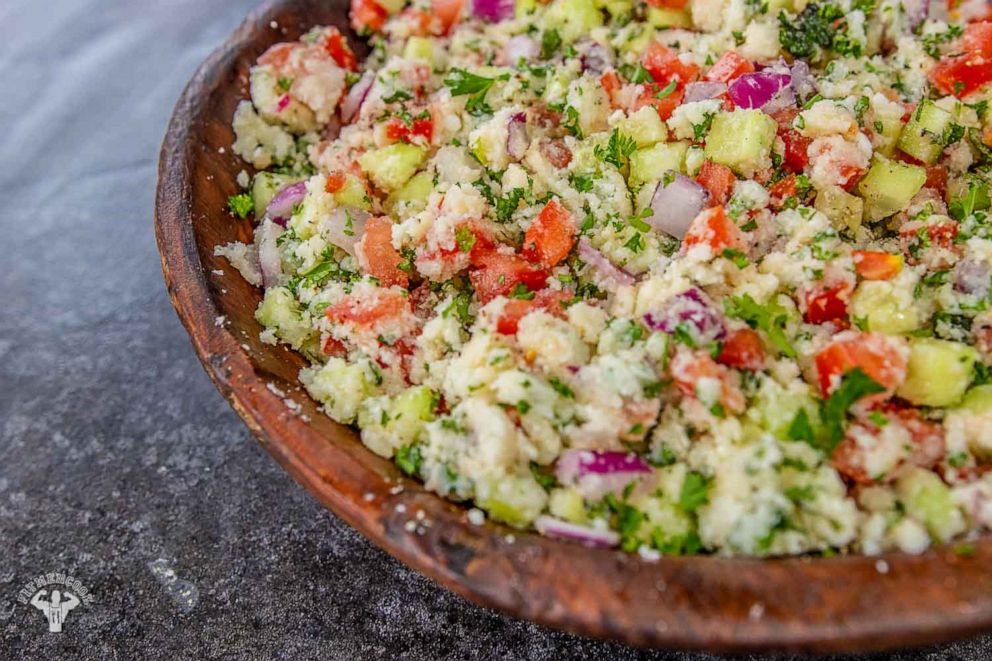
628, 141, 689, 187
303, 357, 376, 424
358, 143, 426, 192
376, 0, 405, 12
567, 79, 610, 136
252, 172, 304, 219
516, 0, 539, 16
544, 0, 605, 42
814, 185, 865, 233
895, 467, 966, 544
765, 0, 792, 11
646, 6, 692, 28
334, 173, 372, 210
947, 176, 992, 218
617, 106, 668, 148
386, 170, 434, 215
478, 474, 548, 528
870, 103, 905, 158
749, 376, 821, 441
703, 110, 777, 176
389, 386, 437, 445
857, 156, 926, 222
255, 286, 314, 350
849, 281, 919, 334
619, 25, 657, 55
897, 337, 978, 407
595, 0, 633, 19
897, 100, 953, 165
548, 487, 587, 523
403, 36, 434, 64
959, 384, 992, 413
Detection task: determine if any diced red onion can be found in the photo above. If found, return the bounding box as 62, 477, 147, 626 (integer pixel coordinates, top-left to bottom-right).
760, 84, 797, 115
954, 259, 991, 298
266, 181, 308, 221
643, 287, 727, 345
728, 71, 791, 110
257, 218, 284, 288
578, 41, 613, 75
577, 239, 636, 290
504, 35, 539, 66
556, 450, 652, 500
277, 94, 291, 112
647, 174, 709, 240
473, 0, 515, 22
534, 515, 620, 548
507, 112, 529, 160
341, 71, 374, 123
789, 60, 817, 103
322, 207, 370, 256
683, 81, 727, 103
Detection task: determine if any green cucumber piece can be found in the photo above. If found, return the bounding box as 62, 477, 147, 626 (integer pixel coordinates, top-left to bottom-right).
703, 110, 777, 176
857, 155, 926, 222
618, 106, 668, 148
628, 141, 689, 187
897, 337, 978, 407
895, 467, 966, 544
358, 143, 426, 192
897, 100, 954, 165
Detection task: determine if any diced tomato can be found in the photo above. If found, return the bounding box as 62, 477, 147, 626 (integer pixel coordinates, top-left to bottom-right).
383, 114, 433, 144
350, 0, 390, 33
357, 217, 409, 288
704, 51, 754, 83
852, 250, 903, 280
963, 21, 992, 58
403, 8, 433, 36
770, 108, 811, 173
495, 290, 571, 334
832, 405, 945, 484
325, 171, 348, 193
670, 347, 746, 414
717, 328, 766, 372
642, 42, 700, 87
930, 26, 992, 97
803, 280, 852, 325
814, 332, 908, 398
634, 84, 684, 120
768, 174, 798, 209
899, 219, 962, 267
695, 160, 737, 205
521, 198, 576, 267
470, 253, 549, 303
324, 29, 358, 71
539, 138, 573, 168
321, 336, 347, 356
326, 290, 408, 325
646, 0, 689, 6
432, 0, 464, 35
925, 164, 949, 193
600, 71, 623, 109
682, 205, 746, 254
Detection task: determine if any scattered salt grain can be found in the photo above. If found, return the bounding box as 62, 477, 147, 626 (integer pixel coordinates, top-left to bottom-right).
875, 559, 890, 574
467, 508, 485, 525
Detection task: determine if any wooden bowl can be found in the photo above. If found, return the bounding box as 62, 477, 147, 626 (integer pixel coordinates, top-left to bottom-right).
155, 0, 992, 652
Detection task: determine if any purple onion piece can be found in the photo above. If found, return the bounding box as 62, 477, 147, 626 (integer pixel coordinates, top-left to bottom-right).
577, 239, 636, 290
322, 207, 370, 257
473, 0, 515, 22
760, 84, 797, 115
789, 60, 817, 103
647, 174, 709, 240
683, 81, 727, 103
643, 287, 727, 346
555, 450, 652, 501
954, 259, 991, 298
506, 112, 529, 160
534, 515, 620, 548
504, 35, 540, 66
578, 41, 614, 76
728, 71, 791, 110
257, 218, 284, 288
341, 71, 374, 123
266, 181, 308, 220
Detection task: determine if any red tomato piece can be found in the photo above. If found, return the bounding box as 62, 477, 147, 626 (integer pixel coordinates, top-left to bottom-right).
470, 253, 549, 303
325, 29, 358, 71
803, 280, 852, 325
384, 114, 433, 144
432, 0, 464, 35
930, 55, 992, 97
832, 405, 945, 484
717, 328, 766, 371
925, 164, 949, 192
326, 290, 408, 325
814, 332, 908, 398
258, 43, 299, 69
682, 205, 746, 254
350, 0, 390, 33
495, 290, 571, 334
325, 171, 348, 193
768, 174, 798, 209
770, 108, 811, 173
670, 348, 746, 414
321, 336, 347, 356
634, 85, 684, 120
642, 42, 700, 86
852, 250, 903, 280
357, 217, 409, 288
600, 71, 623, 109
695, 160, 737, 205
521, 198, 576, 267
963, 21, 992, 58
704, 51, 754, 83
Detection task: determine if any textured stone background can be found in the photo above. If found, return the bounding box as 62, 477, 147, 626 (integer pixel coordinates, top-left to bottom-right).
1, 0, 990, 658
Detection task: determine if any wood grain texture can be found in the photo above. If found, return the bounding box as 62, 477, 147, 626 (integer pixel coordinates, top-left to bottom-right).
154, 0, 992, 651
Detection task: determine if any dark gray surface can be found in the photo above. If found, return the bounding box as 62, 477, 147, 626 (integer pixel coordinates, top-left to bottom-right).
0, 1, 989, 658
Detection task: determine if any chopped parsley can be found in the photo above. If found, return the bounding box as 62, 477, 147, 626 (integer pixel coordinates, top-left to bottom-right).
724, 294, 797, 358
443, 68, 510, 116
594, 128, 638, 171
227, 193, 254, 219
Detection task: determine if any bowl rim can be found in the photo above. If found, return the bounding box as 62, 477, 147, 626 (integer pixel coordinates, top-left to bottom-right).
155, 0, 992, 652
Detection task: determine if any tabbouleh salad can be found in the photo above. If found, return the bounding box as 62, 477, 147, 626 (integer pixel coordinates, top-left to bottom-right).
216, 0, 992, 556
